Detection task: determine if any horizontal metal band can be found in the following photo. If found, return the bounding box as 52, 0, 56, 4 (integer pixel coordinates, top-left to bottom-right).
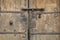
0, 11, 23, 13
31, 32, 60, 35
36, 12, 60, 14
0, 32, 25, 34
0, 11, 60, 14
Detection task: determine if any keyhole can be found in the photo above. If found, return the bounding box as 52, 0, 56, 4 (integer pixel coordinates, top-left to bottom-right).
38, 14, 41, 18
9, 21, 13, 26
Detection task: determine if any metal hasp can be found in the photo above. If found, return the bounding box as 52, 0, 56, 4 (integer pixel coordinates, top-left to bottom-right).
21, 8, 45, 19
21, 8, 45, 11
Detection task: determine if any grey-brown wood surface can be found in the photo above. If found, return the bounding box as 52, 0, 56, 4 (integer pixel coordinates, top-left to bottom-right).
0, 0, 28, 40
29, 0, 60, 40
0, 0, 60, 40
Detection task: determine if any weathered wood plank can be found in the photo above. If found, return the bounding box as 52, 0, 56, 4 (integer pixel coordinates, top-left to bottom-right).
45, 0, 58, 12
31, 35, 60, 40
31, 13, 60, 33
0, 34, 26, 40
0, 0, 28, 40
0, 0, 60, 40
0, 13, 28, 32
30, 0, 60, 33
0, 13, 28, 40
30, 0, 60, 40
30, 0, 58, 12
0, 0, 26, 11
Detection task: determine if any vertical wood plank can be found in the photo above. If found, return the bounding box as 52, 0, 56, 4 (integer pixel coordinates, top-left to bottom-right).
30, 0, 60, 40
0, 0, 28, 40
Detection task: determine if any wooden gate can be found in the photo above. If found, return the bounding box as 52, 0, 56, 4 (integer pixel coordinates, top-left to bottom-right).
0, 0, 60, 40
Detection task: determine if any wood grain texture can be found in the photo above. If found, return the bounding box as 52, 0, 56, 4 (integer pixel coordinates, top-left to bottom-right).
30, 0, 60, 40
30, 0, 58, 12
0, 34, 26, 40
0, 13, 28, 32
0, 0, 26, 11
0, 0, 60, 40
31, 35, 60, 40
31, 13, 60, 33
30, 0, 60, 33
0, 0, 28, 40
0, 13, 28, 40
57, 0, 60, 12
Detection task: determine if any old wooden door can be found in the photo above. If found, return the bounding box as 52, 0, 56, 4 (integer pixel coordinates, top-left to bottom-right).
0, 0, 60, 40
